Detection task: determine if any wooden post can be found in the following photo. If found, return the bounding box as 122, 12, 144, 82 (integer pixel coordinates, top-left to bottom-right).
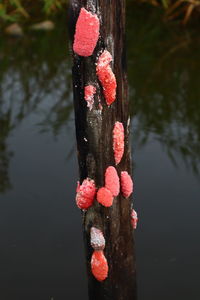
69, 1, 137, 299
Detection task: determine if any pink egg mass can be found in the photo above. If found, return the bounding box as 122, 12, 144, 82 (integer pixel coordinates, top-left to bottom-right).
73, 8, 100, 57
105, 166, 120, 197
120, 171, 133, 198
97, 187, 113, 207
76, 178, 96, 209
84, 85, 96, 110
91, 250, 108, 282
113, 121, 124, 165
96, 50, 117, 105
131, 209, 138, 229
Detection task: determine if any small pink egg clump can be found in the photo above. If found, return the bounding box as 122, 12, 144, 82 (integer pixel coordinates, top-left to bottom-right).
96, 50, 117, 105
97, 187, 113, 207
131, 209, 138, 229
90, 227, 105, 251
84, 85, 96, 110
76, 181, 80, 193
120, 171, 133, 198
73, 8, 100, 57
105, 166, 120, 197
76, 178, 96, 209
91, 250, 108, 281
113, 121, 124, 165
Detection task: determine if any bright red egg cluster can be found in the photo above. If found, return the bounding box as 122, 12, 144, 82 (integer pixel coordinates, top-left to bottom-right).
113, 121, 124, 165
105, 166, 120, 197
96, 50, 117, 105
91, 250, 108, 281
76, 178, 96, 209
90, 228, 108, 281
97, 187, 113, 207
73, 8, 100, 57
120, 171, 133, 198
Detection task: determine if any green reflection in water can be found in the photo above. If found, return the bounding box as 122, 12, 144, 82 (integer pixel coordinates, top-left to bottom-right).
127, 4, 200, 175
0, 14, 73, 193
0, 5, 200, 193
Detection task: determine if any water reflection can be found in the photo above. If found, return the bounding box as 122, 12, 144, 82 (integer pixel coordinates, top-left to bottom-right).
0, 113, 13, 192
127, 6, 200, 175
0, 7, 200, 193
0, 22, 73, 192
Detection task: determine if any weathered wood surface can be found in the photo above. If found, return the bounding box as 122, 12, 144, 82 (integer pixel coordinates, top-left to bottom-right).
69, 1, 137, 299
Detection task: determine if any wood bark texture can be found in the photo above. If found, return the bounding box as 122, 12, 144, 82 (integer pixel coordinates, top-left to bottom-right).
69, 1, 137, 299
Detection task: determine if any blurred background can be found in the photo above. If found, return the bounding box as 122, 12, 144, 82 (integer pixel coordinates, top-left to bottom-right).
0, 1, 200, 299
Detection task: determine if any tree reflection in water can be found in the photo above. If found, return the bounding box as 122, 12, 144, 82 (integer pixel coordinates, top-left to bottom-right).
127, 6, 200, 176
0, 6, 200, 193
0, 18, 73, 193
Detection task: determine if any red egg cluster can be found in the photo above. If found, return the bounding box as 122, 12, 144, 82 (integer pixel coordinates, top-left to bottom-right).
73, 8, 100, 57
105, 166, 120, 197
76, 178, 96, 210
90, 227, 108, 281
97, 187, 113, 207
96, 50, 117, 105
96, 166, 120, 207
113, 122, 124, 165
91, 250, 108, 281
131, 209, 138, 229
84, 85, 96, 110
120, 171, 133, 198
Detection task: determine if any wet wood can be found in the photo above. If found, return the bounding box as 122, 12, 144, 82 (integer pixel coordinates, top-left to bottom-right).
69, 1, 137, 299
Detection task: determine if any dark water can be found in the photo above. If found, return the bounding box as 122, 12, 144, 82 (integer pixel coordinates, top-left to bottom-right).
0, 4, 200, 300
